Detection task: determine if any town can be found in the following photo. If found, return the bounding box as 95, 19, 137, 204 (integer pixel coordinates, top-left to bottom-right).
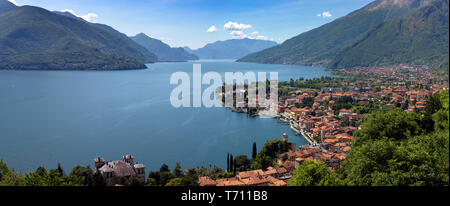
197, 65, 449, 186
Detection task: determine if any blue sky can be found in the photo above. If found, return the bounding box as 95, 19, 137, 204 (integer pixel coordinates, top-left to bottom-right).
10, 0, 373, 49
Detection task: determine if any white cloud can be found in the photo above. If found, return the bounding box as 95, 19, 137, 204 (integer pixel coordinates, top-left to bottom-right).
223, 21, 272, 41
224, 21, 252, 31
8, 0, 19, 6
317, 11, 332, 18
230, 31, 269, 41
62, 9, 99, 23
207, 25, 217, 33
255, 35, 269, 40
230, 30, 247, 39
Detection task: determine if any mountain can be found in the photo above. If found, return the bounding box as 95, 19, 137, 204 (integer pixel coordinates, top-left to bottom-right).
52, 11, 86, 22
238, 0, 434, 66
131, 33, 198, 62
330, 0, 449, 69
0, 2, 157, 70
0, 0, 15, 14
187, 38, 278, 59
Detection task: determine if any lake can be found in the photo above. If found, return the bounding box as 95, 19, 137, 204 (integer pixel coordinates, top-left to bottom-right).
0, 60, 330, 173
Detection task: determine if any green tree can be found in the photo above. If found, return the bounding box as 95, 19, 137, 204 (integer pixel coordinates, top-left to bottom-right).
93, 171, 106, 186
160, 164, 170, 173
341, 94, 449, 186
252, 142, 257, 159
234, 155, 251, 172
127, 175, 144, 186
146, 177, 158, 186
229, 154, 234, 172
432, 90, 449, 132
288, 160, 339, 186
148, 171, 161, 185
0, 160, 24, 186
422, 93, 444, 133
352, 109, 423, 146
173, 162, 183, 178
165, 177, 184, 186
0, 170, 25, 186
0, 160, 9, 181
25, 166, 63, 186
252, 139, 289, 170
252, 154, 274, 171
69, 165, 94, 186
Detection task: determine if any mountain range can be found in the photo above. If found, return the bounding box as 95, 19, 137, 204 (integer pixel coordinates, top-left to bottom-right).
330, 0, 449, 69
185, 38, 278, 60
1, 0, 448, 70
0, 0, 157, 70
130, 33, 198, 62
239, 0, 449, 69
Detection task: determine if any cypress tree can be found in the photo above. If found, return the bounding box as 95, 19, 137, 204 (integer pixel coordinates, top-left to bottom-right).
252, 142, 257, 159
230, 154, 234, 173
233, 159, 237, 175
227, 153, 230, 172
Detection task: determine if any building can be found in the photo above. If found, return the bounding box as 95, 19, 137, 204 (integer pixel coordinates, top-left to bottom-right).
283, 133, 296, 152
94, 155, 146, 186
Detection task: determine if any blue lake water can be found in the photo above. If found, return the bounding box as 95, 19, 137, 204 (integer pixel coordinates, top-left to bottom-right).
0, 60, 330, 173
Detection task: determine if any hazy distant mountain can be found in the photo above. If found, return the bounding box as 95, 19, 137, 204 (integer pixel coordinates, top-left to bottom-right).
0, 1, 157, 70
330, 0, 449, 69
131, 33, 198, 62
239, 0, 435, 66
186, 38, 278, 59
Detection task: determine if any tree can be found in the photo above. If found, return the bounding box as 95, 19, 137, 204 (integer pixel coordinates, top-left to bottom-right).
0, 170, 25, 186
146, 178, 157, 186
352, 109, 423, 146
160, 164, 170, 173
69, 165, 94, 186
229, 154, 234, 172
233, 159, 237, 175
432, 90, 449, 132
302, 97, 314, 108
0, 160, 9, 181
159, 171, 173, 186
93, 171, 106, 186
148, 171, 161, 185
234, 155, 251, 172
422, 93, 444, 133
0, 160, 24, 186
252, 139, 289, 170
173, 162, 183, 178
252, 154, 274, 171
57, 163, 65, 177
288, 161, 338, 186
341, 95, 449, 186
127, 175, 144, 186
342, 134, 448, 186
252, 142, 257, 159
25, 166, 65, 186
227, 153, 230, 172
165, 178, 184, 186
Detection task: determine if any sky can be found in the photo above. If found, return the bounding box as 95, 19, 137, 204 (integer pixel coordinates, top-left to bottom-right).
9, 0, 373, 49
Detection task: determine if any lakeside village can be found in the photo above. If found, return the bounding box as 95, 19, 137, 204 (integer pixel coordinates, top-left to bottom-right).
196, 65, 449, 186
